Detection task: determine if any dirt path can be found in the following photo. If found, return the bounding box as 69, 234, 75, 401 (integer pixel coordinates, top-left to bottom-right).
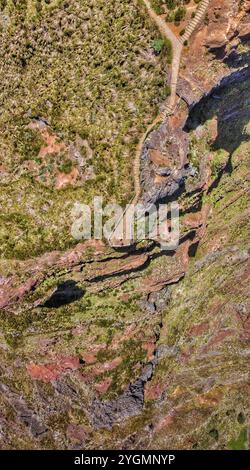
109, 0, 211, 245
142, 0, 183, 110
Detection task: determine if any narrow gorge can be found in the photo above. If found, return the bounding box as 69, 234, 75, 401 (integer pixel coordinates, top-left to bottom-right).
0, 0, 249, 450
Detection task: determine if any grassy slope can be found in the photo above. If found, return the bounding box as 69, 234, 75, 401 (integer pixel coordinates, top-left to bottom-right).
0, 0, 170, 259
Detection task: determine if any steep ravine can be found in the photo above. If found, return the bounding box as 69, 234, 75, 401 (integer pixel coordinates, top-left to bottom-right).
0, 59, 249, 450
90, 65, 250, 448
0, 0, 249, 450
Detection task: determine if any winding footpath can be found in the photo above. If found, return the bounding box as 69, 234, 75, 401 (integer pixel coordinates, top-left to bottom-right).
109, 0, 211, 245
142, 0, 183, 112
142, 0, 211, 113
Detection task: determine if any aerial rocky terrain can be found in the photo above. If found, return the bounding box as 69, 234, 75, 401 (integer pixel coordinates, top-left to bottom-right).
0, 0, 249, 449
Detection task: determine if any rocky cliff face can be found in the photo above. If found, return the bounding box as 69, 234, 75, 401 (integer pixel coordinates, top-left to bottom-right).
0, 0, 249, 449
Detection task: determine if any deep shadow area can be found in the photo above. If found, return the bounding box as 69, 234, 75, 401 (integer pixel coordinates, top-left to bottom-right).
42, 280, 84, 308
185, 66, 250, 154
224, 49, 250, 69
207, 153, 233, 194
111, 67, 250, 260
185, 66, 250, 192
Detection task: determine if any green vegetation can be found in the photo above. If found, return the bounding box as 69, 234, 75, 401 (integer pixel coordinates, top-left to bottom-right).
152, 37, 172, 63
151, 0, 188, 24
228, 429, 248, 450
152, 38, 166, 53
0, 0, 170, 259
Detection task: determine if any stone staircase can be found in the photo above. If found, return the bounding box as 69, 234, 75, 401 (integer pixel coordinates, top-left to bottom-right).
180, 0, 210, 44
162, 104, 174, 117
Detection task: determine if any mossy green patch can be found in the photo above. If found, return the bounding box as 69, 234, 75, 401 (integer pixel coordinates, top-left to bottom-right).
228, 429, 248, 450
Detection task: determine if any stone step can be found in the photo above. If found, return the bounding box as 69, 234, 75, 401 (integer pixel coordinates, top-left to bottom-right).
180, 0, 210, 43
163, 105, 174, 117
